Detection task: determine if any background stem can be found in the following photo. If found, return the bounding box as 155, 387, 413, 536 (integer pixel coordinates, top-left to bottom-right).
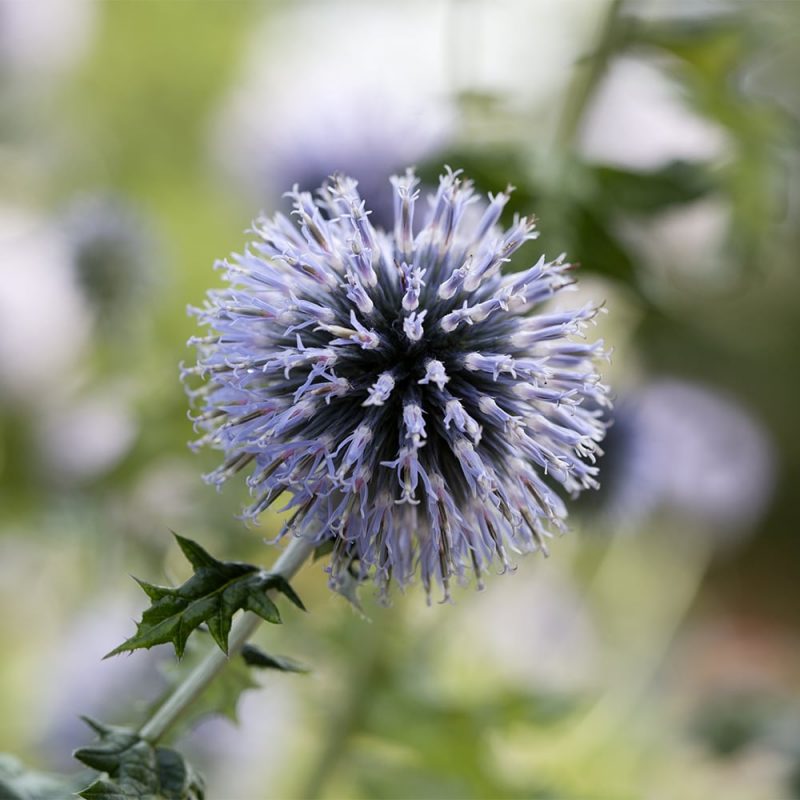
555, 0, 624, 151
138, 534, 315, 744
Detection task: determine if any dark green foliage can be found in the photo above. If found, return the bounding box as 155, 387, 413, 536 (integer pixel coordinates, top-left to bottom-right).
590, 161, 714, 214
74, 718, 204, 800
105, 534, 305, 659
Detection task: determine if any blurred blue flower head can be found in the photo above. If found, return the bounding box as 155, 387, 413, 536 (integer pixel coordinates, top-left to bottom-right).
601, 379, 775, 539
185, 169, 610, 599
62, 193, 157, 325
210, 2, 453, 228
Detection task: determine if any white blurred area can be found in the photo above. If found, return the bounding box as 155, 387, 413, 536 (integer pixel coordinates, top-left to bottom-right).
0, 0, 94, 79
36, 385, 137, 484
210, 1, 456, 212
580, 56, 729, 169
210, 0, 611, 209
579, 55, 739, 292
438, 562, 601, 696
183, 686, 301, 800
449, 0, 609, 113
0, 209, 91, 405
31, 594, 164, 763
0, 209, 138, 483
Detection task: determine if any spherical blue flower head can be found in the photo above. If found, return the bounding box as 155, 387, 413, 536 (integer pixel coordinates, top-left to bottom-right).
184, 168, 610, 600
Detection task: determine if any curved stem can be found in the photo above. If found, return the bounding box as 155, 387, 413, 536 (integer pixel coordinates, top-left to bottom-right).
138, 534, 316, 744
554, 0, 624, 151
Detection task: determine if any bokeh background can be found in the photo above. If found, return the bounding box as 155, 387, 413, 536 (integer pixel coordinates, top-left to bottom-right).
1, 1, 799, 798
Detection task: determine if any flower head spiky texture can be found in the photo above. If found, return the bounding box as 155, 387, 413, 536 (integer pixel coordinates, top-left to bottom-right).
184, 168, 610, 600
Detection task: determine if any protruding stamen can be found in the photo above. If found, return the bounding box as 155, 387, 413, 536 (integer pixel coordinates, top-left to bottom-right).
318, 310, 381, 350
512, 383, 578, 405
287, 186, 334, 256
400, 263, 425, 311
473, 186, 513, 241
403, 310, 427, 342
390, 169, 420, 263
350, 230, 378, 287
453, 438, 494, 497
335, 424, 374, 481
402, 402, 426, 447
345, 271, 374, 315
464, 352, 516, 380
440, 296, 509, 333
438, 257, 471, 300
363, 372, 396, 407
478, 395, 523, 434
443, 397, 482, 444
418, 359, 449, 391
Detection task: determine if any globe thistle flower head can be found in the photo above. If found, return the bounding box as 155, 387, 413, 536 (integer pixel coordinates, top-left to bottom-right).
185, 168, 610, 600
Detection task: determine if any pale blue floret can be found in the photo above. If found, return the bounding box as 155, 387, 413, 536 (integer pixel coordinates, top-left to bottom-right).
185, 168, 610, 599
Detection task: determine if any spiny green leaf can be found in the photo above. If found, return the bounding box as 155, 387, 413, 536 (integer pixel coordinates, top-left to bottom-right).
74, 718, 141, 773
241, 643, 310, 674
133, 577, 173, 602
262, 574, 306, 611
171, 532, 219, 571
105, 535, 305, 659
74, 719, 204, 800
243, 589, 281, 625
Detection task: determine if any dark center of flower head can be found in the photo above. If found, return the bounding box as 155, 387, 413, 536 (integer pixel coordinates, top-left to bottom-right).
185, 168, 610, 601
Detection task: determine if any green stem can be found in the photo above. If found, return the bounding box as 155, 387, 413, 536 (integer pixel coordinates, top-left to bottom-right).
554, 0, 624, 151
138, 534, 316, 744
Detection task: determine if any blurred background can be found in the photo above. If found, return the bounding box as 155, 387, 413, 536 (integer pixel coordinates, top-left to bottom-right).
0, 0, 798, 798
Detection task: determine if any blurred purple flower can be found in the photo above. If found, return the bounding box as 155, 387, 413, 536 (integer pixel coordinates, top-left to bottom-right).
600, 379, 775, 538
185, 169, 610, 599
209, 3, 453, 228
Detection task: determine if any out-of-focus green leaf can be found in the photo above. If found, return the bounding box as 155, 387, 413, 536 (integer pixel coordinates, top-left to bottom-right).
331, 564, 369, 618
313, 540, 334, 561
74, 718, 204, 800
150, 639, 259, 736
621, 9, 786, 276
572, 203, 637, 284
591, 161, 714, 213
623, 15, 745, 72
148, 639, 308, 742
240, 643, 309, 674
423, 149, 644, 287
417, 149, 540, 220
0, 754, 93, 800
105, 533, 305, 659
